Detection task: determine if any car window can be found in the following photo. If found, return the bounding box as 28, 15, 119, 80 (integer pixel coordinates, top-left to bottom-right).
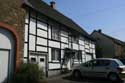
115, 59, 124, 66
82, 60, 93, 67
119, 59, 125, 65
110, 61, 119, 67
92, 60, 110, 67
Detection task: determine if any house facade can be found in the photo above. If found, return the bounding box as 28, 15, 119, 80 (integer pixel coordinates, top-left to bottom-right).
23, 0, 96, 76
91, 30, 125, 58
0, 0, 95, 82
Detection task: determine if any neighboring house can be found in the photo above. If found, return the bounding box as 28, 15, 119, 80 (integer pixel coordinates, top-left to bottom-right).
91, 29, 125, 58
0, 0, 95, 82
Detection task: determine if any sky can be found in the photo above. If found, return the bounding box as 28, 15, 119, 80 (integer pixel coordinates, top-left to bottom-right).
43, 0, 125, 41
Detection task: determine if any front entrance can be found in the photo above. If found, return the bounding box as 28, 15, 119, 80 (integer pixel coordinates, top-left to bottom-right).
30, 52, 47, 75
0, 28, 15, 83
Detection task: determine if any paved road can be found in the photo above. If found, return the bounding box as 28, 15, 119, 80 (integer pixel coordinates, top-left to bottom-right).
46, 73, 124, 83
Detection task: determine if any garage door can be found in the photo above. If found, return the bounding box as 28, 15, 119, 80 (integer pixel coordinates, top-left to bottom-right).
30, 53, 47, 73
0, 50, 10, 83
0, 28, 15, 83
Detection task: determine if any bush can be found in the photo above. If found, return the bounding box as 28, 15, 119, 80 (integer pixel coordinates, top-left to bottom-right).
13, 63, 45, 83
61, 68, 70, 74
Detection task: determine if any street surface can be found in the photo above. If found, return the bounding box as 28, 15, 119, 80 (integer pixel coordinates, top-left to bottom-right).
46, 73, 124, 83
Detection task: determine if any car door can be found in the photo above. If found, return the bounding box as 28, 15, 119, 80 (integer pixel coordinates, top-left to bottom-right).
91, 60, 110, 77
80, 60, 93, 77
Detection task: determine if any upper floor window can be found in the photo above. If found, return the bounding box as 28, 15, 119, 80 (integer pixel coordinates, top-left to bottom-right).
52, 26, 60, 41
69, 36, 72, 42
72, 36, 79, 44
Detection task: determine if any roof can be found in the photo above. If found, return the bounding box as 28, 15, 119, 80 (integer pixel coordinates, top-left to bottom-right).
92, 30, 125, 46
23, 0, 94, 41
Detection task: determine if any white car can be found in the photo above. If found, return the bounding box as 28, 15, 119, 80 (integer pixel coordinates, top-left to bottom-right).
72, 58, 125, 81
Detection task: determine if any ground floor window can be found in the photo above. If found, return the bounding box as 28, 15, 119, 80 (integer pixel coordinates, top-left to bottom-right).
52, 48, 61, 61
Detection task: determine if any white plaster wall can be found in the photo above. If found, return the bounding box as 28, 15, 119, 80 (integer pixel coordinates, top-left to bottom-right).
24, 43, 28, 57
25, 14, 29, 23
73, 43, 78, 50
37, 21, 47, 30
29, 35, 35, 51
48, 27, 51, 39
37, 37, 47, 46
92, 44, 95, 49
60, 31, 68, 37
30, 18, 36, 34
24, 25, 28, 42
49, 40, 60, 48
37, 29, 47, 38
82, 54, 86, 59
69, 43, 72, 48
79, 40, 84, 45
85, 44, 89, 49
89, 43, 92, 48
85, 49, 90, 53
79, 46, 84, 50
48, 48, 51, 62
61, 37, 68, 43
49, 63, 61, 69
61, 50, 64, 59
93, 49, 95, 54
36, 46, 47, 52
93, 54, 96, 59
90, 49, 93, 53
61, 43, 68, 49
85, 53, 93, 62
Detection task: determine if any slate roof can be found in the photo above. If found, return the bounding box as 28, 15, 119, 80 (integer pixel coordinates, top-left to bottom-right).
23, 0, 94, 40
92, 30, 125, 46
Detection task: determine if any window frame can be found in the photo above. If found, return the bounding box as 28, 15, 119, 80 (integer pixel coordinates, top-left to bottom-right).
51, 26, 60, 41
51, 48, 61, 62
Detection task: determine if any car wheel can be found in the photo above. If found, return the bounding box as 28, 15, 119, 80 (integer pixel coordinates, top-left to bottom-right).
73, 70, 82, 78
108, 73, 119, 81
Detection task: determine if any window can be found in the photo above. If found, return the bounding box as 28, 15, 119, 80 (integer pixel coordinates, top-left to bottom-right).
72, 36, 78, 44
52, 27, 60, 40
82, 60, 93, 67
92, 60, 110, 67
52, 48, 61, 61
69, 36, 72, 42
30, 57, 36, 63
40, 58, 44, 62
110, 61, 120, 67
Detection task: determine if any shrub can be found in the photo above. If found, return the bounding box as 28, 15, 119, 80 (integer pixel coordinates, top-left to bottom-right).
13, 63, 45, 83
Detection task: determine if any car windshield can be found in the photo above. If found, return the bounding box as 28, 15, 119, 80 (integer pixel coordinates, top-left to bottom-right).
115, 59, 124, 66
119, 59, 125, 65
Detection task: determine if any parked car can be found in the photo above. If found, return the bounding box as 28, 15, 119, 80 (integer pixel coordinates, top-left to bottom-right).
72, 58, 125, 81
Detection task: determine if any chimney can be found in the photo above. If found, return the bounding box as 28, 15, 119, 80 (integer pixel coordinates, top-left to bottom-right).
50, 1, 56, 9
98, 29, 102, 33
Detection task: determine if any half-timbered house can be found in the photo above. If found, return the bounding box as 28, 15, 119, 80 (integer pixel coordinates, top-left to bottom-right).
0, 0, 96, 82
23, 0, 96, 76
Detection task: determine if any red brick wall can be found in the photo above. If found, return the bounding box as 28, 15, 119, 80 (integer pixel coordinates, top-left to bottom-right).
0, 0, 26, 71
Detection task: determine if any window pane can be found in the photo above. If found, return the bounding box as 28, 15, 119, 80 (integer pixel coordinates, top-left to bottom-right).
52, 27, 60, 40
52, 48, 60, 61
